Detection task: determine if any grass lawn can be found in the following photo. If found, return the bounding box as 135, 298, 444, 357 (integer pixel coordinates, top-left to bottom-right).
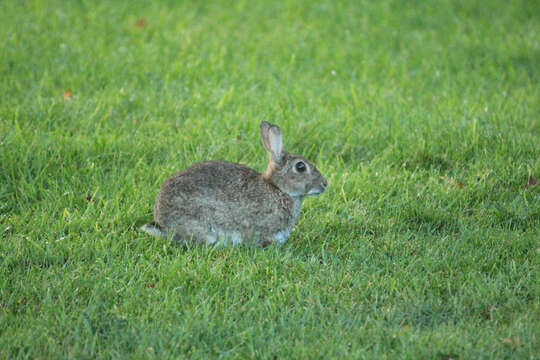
1, 0, 538, 358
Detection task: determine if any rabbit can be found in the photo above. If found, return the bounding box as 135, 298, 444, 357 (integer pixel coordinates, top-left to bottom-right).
141, 121, 327, 246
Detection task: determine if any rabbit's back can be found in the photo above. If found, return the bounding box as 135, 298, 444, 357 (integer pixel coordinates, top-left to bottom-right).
154, 161, 300, 245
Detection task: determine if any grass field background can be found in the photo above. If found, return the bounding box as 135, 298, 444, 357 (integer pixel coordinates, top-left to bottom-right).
1, 0, 538, 358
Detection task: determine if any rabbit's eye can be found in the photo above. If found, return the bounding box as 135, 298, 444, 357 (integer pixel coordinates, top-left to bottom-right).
295, 161, 306, 173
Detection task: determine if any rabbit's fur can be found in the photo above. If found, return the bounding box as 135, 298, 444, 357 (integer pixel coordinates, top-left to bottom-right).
141, 122, 327, 246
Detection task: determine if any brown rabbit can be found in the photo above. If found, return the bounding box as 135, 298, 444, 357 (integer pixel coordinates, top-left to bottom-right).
141, 121, 327, 246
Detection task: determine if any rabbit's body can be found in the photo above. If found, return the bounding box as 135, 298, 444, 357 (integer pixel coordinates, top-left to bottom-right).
142, 122, 326, 246
151, 160, 301, 246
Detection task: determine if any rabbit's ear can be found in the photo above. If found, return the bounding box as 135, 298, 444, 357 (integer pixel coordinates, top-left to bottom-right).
260, 122, 283, 163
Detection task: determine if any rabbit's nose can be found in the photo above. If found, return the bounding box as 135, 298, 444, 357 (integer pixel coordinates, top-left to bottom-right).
322, 178, 328, 188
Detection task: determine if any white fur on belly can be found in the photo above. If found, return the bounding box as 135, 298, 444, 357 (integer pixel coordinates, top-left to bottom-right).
205, 231, 243, 246
273, 230, 290, 245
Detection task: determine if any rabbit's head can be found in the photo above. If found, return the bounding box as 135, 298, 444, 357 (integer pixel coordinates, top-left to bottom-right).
260, 121, 327, 197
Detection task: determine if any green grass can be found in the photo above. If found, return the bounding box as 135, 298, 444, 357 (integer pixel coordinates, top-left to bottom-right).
1, 0, 539, 358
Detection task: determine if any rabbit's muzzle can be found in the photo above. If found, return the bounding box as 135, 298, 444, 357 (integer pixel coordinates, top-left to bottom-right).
308, 176, 327, 196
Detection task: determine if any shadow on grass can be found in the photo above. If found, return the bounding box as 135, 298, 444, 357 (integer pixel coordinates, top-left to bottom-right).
401, 152, 452, 172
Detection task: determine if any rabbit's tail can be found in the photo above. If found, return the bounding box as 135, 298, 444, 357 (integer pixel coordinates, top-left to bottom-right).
141, 221, 164, 237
